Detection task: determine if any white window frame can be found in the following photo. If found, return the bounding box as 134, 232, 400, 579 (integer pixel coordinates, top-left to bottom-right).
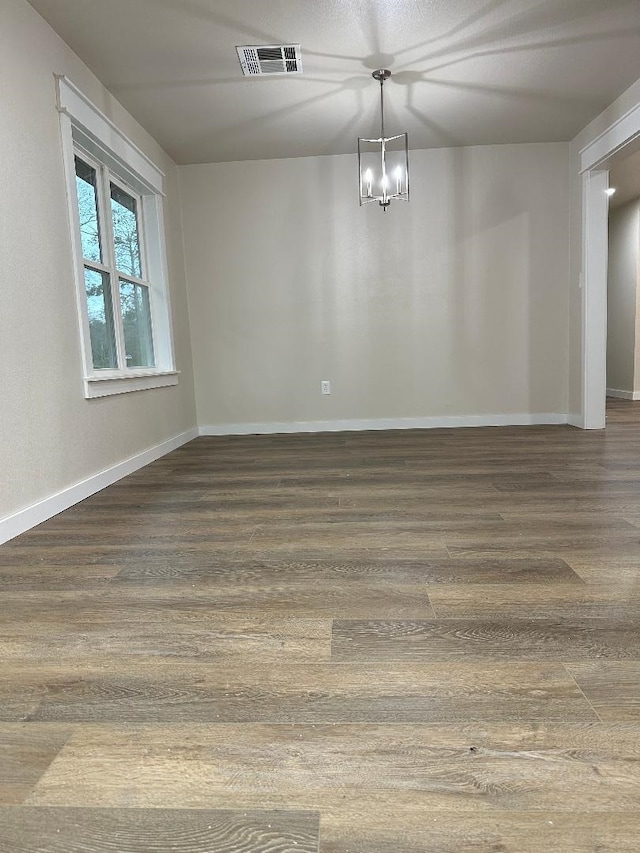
57, 75, 179, 398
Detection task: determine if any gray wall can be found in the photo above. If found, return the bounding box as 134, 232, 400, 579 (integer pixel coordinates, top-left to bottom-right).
0, 0, 197, 521
180, 143, 570, 428
607, 200, 640, 394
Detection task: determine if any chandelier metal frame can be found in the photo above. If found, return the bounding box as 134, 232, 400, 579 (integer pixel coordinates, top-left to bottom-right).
358, 69, 409, 211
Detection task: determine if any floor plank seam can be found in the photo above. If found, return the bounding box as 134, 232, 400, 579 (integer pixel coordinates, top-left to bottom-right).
560, 663, 606, 723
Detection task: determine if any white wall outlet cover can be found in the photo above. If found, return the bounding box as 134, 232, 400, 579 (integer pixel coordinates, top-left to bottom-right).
321, 381, 331, 394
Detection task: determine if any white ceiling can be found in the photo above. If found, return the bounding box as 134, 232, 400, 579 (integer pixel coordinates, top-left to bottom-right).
27, 0, 640, 165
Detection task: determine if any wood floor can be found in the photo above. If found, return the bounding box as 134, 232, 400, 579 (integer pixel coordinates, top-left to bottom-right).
2, 398, 640, 851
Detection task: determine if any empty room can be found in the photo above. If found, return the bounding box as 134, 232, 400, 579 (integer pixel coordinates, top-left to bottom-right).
2, 0, 640, 850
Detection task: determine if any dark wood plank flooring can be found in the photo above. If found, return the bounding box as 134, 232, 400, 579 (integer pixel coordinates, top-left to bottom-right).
2, 398, 640, 850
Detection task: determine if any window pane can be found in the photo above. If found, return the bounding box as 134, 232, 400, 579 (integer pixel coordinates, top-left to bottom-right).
120, 280, 155, 368
84, 267, 117, 369
110, 184, 142, 278
74, 157, 102, 263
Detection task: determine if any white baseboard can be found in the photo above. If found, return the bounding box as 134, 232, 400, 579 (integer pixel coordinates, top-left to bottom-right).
0, 427, 199, 545
199, 413, 568, 437
606, 387, 640, 401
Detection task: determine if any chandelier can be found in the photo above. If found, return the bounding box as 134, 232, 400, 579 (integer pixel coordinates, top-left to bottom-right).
358, 69, 409, 211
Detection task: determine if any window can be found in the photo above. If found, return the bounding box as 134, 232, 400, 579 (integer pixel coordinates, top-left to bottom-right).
57, 76, 178, 398
74, 154, 155, 371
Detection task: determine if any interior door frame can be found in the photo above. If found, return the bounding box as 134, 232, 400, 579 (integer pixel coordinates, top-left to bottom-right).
580, 101, 640, 429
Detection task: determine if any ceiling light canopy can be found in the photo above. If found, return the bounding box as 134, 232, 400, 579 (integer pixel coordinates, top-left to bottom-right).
358, 70, 409, 212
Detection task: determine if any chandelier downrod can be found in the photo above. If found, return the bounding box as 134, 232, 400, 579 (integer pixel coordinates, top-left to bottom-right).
372, 68, 391, 141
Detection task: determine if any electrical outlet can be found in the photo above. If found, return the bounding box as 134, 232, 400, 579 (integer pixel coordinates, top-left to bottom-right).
321, 380, 331, 395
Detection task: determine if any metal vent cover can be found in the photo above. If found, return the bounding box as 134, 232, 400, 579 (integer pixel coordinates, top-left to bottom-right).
236, 44, 302, 76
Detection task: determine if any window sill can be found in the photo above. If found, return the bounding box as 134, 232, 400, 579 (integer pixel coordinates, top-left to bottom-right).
84, 370, 180, 399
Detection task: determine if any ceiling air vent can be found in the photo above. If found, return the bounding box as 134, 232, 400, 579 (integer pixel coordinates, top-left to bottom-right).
236, 44, 302, 76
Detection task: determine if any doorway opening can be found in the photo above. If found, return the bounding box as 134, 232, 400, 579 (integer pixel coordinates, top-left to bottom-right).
606, 149, 640, 410
581, 103, 640, 429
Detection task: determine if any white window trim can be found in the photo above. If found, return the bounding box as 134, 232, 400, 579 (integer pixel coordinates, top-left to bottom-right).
56, 75, 179, 398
